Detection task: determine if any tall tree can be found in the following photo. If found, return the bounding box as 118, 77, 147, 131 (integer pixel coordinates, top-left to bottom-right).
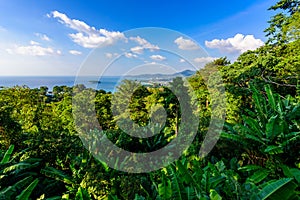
265, 0, 300, 44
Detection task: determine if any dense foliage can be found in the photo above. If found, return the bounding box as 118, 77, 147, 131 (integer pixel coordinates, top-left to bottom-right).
0, 0, 299, 199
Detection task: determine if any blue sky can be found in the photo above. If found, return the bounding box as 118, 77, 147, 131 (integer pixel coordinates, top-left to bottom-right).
0, 0, 277, 76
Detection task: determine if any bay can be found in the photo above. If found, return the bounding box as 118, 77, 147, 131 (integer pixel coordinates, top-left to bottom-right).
0, 76, 122, 92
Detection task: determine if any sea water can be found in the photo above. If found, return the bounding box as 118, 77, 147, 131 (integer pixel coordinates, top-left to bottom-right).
0, 76, 122, 92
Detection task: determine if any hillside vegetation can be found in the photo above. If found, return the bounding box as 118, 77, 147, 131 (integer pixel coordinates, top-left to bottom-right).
0, 0, 299, 199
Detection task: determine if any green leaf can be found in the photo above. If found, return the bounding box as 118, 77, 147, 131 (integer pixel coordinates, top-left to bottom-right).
99, 160, 110, 173
242, 115, 264, 137
247, 169, 270, 184
134, 194, 145, 200
265, 115, 278, 139
158, 173, 172, 199
184, 187, 196, 200
45, 197, 62, 200
203, 168, 210, 194
281, 133, 300, 147
3, 162, 39, 174
289, 168, 300, 184
0, 176, 33, 199
244, 133, 265, 145
0, 145, 14, 164
264, 145, 283, 154
62, 193, 70, 200
281, 165, 300, 184
287, 104, 300, 120
238, 165, 262, 172
41, 167, 73, 185
210, 176, 226, 189
276, 101, 284, 117
176, 160, 200, 191
16, 178, 39, 200
285, 131, 300, 139
169, 166, 184, 200
220, 132, 247, 146
209, 189, 222, 200
215, 161, 226, 172
251, 84, 267, 125
107, 194, 120, 200
258, 178, 294, 199
265, 85, 276, 111
75, 187, 91, 200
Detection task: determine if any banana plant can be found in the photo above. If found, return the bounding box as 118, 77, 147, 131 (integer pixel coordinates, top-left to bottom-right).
40, 152, 93, 200
221, 84, 300, 198
153, 158, 244, 199
0, 145, 65, 199
257, 178, 299, 200
0, 145, 40, 199
221, 84, 300, 164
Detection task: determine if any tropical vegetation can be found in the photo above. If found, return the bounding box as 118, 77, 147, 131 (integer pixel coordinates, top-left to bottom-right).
0, 0, 299, 199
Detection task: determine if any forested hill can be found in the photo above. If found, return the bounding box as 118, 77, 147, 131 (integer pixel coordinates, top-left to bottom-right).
0, 0, 299, 199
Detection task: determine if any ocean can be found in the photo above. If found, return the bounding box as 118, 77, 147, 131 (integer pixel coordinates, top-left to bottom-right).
0, 76, 122, 92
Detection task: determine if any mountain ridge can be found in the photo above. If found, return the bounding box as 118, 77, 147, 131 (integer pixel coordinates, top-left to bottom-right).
125, 69, 195, 79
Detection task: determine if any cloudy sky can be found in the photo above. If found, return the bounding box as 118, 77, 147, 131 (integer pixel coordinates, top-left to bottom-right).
0, 0, 277, 76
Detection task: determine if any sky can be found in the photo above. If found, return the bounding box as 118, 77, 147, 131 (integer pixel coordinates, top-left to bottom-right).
0, 0, 278, 76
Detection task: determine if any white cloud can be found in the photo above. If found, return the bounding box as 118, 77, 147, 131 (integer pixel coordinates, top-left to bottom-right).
150, 54, 166, 61
41, 35, 50, 41
105, 52, 119, 58
130, 36, 149, 46
130, 46, 144, 54
180, 58, 186, 63
69, 50, 82, 55
130, 36, 158, 50
30, 40, 40, 45
105, 53, 113, 58
174, 37, 199, 50
125, 52, 138, 58
194, 57, 217, 63
129, 36, 159, 54
205, 33, 264, 54
51, 11, 126, 48
6, 42, 61, 56
35, 33, 51, 41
